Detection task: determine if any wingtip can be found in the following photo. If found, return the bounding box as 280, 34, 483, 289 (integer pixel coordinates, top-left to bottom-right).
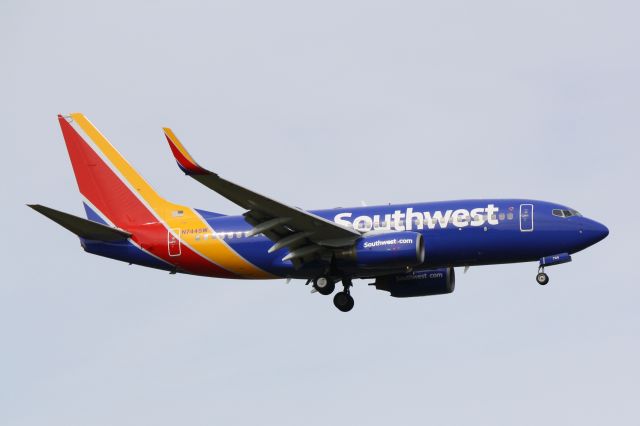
28, 204, 52, 216
163, 127, 209, 175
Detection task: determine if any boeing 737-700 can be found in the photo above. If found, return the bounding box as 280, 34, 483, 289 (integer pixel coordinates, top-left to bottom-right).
29, 113, 609, 311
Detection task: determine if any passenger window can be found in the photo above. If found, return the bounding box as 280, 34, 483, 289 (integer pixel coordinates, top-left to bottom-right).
498, 213, 505, 220
507, 212, 514, 220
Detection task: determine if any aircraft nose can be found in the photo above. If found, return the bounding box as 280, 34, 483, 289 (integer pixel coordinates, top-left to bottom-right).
581, 218, 609, 246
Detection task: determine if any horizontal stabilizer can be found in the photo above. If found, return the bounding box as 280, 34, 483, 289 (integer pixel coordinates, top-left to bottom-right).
28, 204, 132, 242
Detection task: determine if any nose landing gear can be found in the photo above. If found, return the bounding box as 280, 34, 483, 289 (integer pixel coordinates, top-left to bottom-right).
535, 253, 571, 286
536, 267, 549, 285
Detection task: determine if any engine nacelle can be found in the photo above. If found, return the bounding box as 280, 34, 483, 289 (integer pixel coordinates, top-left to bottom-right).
351, 231, 425, 268
373, 267, 455, 298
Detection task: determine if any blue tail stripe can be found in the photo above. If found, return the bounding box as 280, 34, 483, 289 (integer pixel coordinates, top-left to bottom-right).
83, 202, 109, 225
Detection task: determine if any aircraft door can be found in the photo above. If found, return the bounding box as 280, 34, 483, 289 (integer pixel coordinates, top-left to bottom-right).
168, 228, 181, 256
519, 204, 534, 232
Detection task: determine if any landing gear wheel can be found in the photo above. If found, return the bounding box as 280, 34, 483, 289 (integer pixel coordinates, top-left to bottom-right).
333, 291, 354, 312
314, 277, 335, 295
536, 272, 549, 285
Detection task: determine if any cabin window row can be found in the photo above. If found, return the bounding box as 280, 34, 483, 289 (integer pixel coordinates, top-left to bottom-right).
190, 211, 519, 239
193, 231, 258, 241
349, 212, 515, 230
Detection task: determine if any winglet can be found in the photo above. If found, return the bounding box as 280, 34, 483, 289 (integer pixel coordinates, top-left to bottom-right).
163, 127, 210, 175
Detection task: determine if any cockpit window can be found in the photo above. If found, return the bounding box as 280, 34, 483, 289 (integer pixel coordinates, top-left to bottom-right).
553, 208, 582, 218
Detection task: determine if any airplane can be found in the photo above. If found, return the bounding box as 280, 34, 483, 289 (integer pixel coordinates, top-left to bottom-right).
29, 113, 609, 312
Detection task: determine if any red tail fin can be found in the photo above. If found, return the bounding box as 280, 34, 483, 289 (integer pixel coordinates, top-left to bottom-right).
59, 113, 180, 227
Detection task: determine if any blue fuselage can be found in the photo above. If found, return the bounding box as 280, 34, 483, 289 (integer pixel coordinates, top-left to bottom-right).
183, 199, 608, 278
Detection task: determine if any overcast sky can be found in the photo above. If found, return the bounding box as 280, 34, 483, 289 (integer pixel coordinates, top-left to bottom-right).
2, 1, 639, 425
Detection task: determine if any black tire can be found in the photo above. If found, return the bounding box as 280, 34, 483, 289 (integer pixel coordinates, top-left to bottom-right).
314, 277, 335, 295
318, 281, 335, 295
333, 291, 355, 312
536, 272, 549, 285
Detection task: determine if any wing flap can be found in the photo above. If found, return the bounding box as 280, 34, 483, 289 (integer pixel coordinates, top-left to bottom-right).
28, 204, 132, 242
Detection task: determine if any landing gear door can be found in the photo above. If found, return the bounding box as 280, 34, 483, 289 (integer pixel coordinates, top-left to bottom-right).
168, 228, 181, 256
519, 204, 534, 232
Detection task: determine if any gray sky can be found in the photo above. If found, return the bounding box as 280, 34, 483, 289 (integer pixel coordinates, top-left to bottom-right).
2, 1, 638, 425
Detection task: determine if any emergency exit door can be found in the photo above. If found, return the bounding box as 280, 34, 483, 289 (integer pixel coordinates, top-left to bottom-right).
519, 204, 534, 232
168, 228, 181, 256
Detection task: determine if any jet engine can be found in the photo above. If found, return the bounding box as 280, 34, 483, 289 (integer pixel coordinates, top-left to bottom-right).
373, 267, 455, 297
337, 231, 425, 268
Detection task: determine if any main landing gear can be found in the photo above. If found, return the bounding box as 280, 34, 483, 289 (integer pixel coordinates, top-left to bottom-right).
536, 267, 549, 286
311, 276, 355, 312
333, 279, 354, 312
313, 277, 335, 295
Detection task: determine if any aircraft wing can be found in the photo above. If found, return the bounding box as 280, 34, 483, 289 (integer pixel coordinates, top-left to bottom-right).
163, 128, 360, 265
